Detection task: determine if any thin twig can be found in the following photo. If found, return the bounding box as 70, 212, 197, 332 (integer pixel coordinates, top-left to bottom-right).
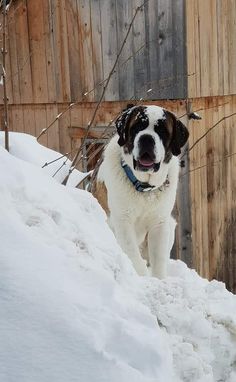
1, 0, 9, 151
52, 157, 70, 178
37, 103, 76, 140
188, 112, 236, 154
181, 151, 236, 178
178, 101, 229, 119
180, 112, 236, 161
41, 152, 70, 168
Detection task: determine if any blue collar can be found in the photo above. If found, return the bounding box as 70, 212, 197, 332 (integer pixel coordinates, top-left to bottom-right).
121, 159, 169, 193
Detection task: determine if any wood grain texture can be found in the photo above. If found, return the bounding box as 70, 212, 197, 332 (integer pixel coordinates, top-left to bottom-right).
187, 0, 236, 98
14, 0, 33, 103
116, 0, 134, 100
77, 0, 94, 101
90, 0, 104, 100
27, 0, 48, 103
1, 0, 187, 104
100, 0, 119, 101
65, 0, 81, 102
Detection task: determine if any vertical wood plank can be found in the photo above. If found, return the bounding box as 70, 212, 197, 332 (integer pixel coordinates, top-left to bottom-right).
228, 0, 236, 95
70, 103, 83, 168
199, 101, 209, 278
27, 0, 49, 103
186, 0, 196, 98
222, 97, 234, 291
14, 0, 33, 103
43, 0, 57, 102
155, 0, 173, 99
4, 13, 13, 104
90, 0, 104, 101
230, 96, 236, 292
193, 0, 201, 97
145, 0, 158, 98
171, 0, 187, 98
198, 0, 211, 97
51, 0, 71, 102
216, 97, 229, 285
216, 0, 225, 95
10, 105, 24, 133
58, 104, 72, 156
46, 104, 60, 151
66, 0, 81, 102
100, 0, 119, 101
206, 97, 221, 280
34, 104, 48, 147
6, 5, 21, 104
23, 105, 36, 136
116, 0, 134, 100
77, 0, 95, 101
209, 0, 219, 96
132, 0, 148, 100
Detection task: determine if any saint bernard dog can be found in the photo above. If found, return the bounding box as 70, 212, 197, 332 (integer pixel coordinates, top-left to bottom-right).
92, 105, 189, 278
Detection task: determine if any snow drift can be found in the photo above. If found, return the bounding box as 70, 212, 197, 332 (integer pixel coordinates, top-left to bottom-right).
0, 132, 236, 382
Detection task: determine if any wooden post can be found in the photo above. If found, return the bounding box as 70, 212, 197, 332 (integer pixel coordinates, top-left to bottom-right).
1, 0, 9, 151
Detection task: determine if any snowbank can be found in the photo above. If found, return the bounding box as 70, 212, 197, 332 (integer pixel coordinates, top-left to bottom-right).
0, 132, 88, 186
0, 132, 236, 382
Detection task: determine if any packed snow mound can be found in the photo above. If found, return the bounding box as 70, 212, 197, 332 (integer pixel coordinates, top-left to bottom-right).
0, 132, 89, 186
0, 132, 236, 382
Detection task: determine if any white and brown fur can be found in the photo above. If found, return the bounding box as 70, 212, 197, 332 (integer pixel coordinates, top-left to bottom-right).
92, 105, 189, 278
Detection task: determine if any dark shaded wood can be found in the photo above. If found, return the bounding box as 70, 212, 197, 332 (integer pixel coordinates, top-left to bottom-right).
116, 0, 134, 100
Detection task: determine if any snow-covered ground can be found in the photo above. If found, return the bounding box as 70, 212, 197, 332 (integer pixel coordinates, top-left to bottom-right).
0, 132, 236, 382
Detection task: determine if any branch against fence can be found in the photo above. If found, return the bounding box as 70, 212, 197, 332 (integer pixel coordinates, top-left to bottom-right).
36, 102, 76, 141
1, 0, 10, 151
61, 0, 149, 186
181, 151, 236, 179
180, 111, 236, 161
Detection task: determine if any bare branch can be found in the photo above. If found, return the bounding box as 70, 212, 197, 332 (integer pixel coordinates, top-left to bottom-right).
41, 152, 70, 168
36, 103, 76, 140
61, 1, 149, 186
186, 112, 236, 157
181, 151, 236, 178
1, 0, 9, 151
178, 101, 229, 119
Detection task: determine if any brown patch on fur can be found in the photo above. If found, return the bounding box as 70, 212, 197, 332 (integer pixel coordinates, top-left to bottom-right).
92, 181, 110, 215
128, 107, 145, 129
164, 111, 174, 139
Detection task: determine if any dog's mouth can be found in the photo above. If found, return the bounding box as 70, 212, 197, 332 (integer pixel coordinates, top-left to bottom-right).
133, 153, 160, 172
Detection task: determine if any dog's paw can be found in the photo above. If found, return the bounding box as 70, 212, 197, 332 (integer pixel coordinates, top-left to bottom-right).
134, 258, 148, 277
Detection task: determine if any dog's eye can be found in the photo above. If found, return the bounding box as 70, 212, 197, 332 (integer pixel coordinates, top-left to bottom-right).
154, 121, 170, 145
130, 122, 147, 139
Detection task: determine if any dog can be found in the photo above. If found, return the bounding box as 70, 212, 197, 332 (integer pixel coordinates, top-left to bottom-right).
92, 105, 189, 278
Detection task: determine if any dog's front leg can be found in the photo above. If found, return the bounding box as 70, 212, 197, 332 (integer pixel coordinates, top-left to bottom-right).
111, 218, 148, 276
148, 218, 176, 279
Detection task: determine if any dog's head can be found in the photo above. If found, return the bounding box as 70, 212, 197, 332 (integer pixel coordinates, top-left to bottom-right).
115, 105, 189, 173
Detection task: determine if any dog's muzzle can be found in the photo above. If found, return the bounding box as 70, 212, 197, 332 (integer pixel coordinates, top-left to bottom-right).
134, 134, 160, 172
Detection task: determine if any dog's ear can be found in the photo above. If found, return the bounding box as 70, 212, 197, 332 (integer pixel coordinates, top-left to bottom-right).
166, 111, 189, 156
115, 105, 135, 147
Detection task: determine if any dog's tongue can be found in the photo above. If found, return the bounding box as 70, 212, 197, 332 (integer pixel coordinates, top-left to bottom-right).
139, 158, 154, 167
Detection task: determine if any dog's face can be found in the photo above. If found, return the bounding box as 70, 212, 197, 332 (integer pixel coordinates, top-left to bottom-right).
116, 105, 189, 173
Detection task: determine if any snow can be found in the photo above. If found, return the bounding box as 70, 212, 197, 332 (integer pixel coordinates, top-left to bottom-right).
0, 132, 236, 382
0, 132, 89, 186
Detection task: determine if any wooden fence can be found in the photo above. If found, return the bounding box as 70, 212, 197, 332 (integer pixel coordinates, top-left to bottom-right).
187, 0, 236, 98
0, 0, 187, 104
0, 0, 236, 292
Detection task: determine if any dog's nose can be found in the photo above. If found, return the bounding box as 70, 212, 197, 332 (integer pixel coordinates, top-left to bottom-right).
138, 134, 155, 156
